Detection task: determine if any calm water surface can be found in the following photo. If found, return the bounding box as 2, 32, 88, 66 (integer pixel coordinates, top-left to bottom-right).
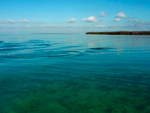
0, 34, 150, 113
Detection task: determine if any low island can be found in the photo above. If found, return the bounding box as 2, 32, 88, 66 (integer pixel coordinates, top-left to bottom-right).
86, 31, 150, 35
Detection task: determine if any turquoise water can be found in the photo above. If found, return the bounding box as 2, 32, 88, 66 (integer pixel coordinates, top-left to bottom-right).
0, 34, 150, 113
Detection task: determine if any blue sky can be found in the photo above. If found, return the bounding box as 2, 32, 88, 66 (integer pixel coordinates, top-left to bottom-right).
0, 0, 150, 33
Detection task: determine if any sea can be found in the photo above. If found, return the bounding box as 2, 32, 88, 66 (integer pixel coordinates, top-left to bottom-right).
0, 34, 150, 113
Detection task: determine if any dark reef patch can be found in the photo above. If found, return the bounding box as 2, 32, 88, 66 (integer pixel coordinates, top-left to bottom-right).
0, 41, 3, 43
89, 47, 111, 50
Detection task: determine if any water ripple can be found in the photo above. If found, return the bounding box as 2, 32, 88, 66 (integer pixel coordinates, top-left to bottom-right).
43, 50, 81, 57
0, 40, 82, 58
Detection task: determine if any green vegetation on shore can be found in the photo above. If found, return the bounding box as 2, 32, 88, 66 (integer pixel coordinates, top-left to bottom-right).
86, 31, 150, 35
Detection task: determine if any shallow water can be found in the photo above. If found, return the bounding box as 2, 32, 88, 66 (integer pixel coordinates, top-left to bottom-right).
0, 34, 150, 113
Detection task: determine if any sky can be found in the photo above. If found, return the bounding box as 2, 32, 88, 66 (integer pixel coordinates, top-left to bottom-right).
0, 0, 150, 34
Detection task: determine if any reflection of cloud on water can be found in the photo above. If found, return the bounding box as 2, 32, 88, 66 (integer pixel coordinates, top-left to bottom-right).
115, 49, 123, 56
88, 43, 94, 48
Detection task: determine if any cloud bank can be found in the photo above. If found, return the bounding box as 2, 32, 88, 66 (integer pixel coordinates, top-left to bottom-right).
114, 18, 120, 22
116, 12, 126, 18
134, 19, 139, 22
0, 19, 45, 24
95, 25, 105, 27
67, 18, 77, 22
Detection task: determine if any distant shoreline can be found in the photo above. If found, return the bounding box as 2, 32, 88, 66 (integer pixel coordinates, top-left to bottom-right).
32, 33, 78, 34
86, 31, 150, 35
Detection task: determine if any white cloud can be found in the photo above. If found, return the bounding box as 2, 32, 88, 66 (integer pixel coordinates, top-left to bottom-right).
8, 19, 15, 23
114, 18, 120, 22
82, 16, 98, 22
95, 25, 105, 27
99, 12, 105, 17
32, 21, 45, 23
116, 12, 126, 18
67, 18, 77, 22
134, 19, 139, 22
33, 25, 76, 29
64, 25, 76, 28
20, 19, 29, 23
